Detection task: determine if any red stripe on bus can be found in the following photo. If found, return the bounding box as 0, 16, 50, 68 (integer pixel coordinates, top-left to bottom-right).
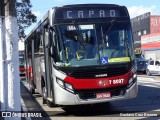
64, 72, 132, 90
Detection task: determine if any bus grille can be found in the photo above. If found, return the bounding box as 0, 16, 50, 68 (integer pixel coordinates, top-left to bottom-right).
75, 85, 127, 100
70, 66, 128, 78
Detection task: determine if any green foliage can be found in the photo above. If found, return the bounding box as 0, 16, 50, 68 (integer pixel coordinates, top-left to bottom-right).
16, 0, 37, 39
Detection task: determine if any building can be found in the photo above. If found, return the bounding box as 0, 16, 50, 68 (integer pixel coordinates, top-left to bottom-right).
141, 33, 160, 60
131, 12, 160, 60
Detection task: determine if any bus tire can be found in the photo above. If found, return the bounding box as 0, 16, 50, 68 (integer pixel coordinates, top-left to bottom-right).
47, 90, 56, 107
42, 87, 47, 104
46, 100, 55, 107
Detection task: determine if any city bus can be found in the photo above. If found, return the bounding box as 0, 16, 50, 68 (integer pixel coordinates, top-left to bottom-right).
24, 4, 138, 107
19, 50, 26, 77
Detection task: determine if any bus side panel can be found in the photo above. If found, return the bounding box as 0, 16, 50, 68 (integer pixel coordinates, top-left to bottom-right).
33, 56, 45, 94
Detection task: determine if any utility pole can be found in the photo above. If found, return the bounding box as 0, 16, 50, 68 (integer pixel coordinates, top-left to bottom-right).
4, 0, 21, 119
0, 0, 6, 111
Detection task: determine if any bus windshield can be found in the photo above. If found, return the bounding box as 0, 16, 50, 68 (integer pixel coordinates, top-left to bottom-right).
53, 22, 134, 67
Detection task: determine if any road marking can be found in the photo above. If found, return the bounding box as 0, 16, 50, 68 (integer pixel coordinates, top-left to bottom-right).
137, 76, 160, 88
138, 77, 158, 82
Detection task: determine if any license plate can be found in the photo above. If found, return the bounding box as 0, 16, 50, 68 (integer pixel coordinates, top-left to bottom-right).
96, 92, 111, 99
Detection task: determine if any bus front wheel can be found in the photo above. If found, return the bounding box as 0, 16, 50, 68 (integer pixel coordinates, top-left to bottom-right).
47, 100, 55, 107
42, 87, 47, 104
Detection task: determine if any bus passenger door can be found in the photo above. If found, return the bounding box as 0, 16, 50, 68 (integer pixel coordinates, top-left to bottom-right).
43, 28, 53, 101
34, 32, 44, 94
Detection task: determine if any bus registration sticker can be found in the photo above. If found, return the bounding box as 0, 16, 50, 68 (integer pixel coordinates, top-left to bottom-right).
96, 92, 111, 99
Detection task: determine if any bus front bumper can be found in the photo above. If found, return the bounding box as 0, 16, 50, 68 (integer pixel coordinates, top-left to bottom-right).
54, 81, 138, 105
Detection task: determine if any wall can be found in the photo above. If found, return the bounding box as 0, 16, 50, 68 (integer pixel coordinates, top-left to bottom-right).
141, 33, 160, 50
144, 50, 160, 60
141, 33, 160, 60
150, 16, 160, 34
131, 12, 150, 48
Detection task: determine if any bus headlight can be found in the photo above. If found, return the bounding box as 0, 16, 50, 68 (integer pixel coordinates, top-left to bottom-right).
128, 78, 133, 85
65, 83, 74, 92
128, 73, 137, 88
133, 73, 137, 79
56, 78, 74, 93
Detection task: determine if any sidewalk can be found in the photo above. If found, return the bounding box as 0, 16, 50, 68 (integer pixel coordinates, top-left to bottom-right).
20, 80, 49, 120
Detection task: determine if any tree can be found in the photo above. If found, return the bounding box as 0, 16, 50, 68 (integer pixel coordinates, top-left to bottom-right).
16, 0, 37, 39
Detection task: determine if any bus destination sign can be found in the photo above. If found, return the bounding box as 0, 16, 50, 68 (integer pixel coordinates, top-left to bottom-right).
63, 9, 121, 19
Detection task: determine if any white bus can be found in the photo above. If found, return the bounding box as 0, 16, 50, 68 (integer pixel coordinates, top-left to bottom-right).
25, 4, 138, 107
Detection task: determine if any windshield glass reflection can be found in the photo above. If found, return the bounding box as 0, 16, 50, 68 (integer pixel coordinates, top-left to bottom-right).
53, 22, 134, 67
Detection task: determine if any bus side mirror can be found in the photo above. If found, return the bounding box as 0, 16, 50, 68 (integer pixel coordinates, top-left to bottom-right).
50, 35, 58, 57
46, 35, 52, 49
49, 36, 55, 57
45, 30, 53, 48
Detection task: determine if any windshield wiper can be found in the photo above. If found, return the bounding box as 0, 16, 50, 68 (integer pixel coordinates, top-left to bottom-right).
126, 38, 131, 57
102, 19, 115, 41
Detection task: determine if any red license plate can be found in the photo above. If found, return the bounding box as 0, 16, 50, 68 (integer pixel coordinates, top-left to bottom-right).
96, 92, 111, 99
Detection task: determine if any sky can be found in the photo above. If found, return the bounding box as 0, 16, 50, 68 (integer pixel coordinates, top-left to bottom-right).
25, 0, 160, 34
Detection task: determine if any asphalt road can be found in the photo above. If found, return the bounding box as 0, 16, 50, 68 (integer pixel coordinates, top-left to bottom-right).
21, 74, 160, 120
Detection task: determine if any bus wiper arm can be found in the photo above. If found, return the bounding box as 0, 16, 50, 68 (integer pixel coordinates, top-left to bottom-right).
103, 19, 115, 40
126, 38, 131, 57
